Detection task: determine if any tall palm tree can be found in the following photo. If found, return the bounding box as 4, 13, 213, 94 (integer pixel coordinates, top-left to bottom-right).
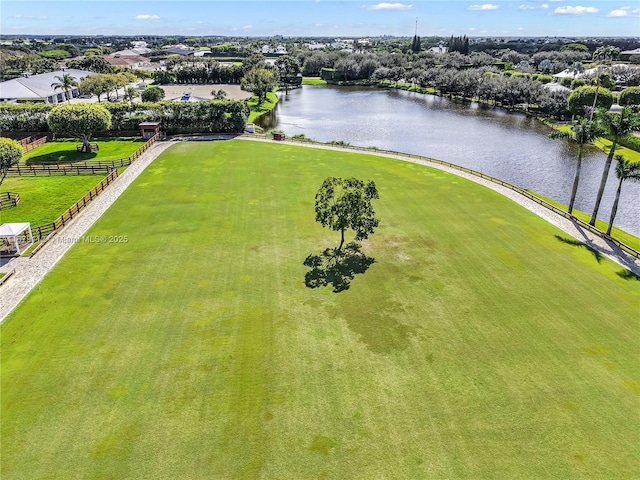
606, 156, 640, 235
590, 107, 640, 225
50, 73, 78, 103
550, 118, 603, 215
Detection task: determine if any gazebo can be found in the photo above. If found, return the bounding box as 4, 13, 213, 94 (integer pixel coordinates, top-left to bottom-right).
0, 223, 34, 256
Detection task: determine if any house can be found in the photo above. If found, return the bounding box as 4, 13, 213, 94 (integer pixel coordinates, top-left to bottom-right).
103, 53, 151, 69
0, 69, 94, 103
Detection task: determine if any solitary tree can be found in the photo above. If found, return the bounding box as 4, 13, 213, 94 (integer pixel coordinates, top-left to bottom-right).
140, 85, 165, 102
50, 73, 79, 103
275, 55, 301, 95
606, 156, 640, 235
410, 34, 421, 53
0, 138, 23, 188
589, 107, 640, 225
241, 68, 277, 104
550, 119, 602, 214
314, 177, 380, 251
48, 104, 112, 153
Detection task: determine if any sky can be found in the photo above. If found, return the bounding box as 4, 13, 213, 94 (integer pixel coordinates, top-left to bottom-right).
1, 0, 639, 38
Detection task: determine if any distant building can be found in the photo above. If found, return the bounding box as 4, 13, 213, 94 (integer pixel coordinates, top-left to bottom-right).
0, 69, 94, 103
162, 47, 195, 56
620, 48, 640, 61
543, 82, 571, 93
306, 42, 327, 50
103, 53, 151, 69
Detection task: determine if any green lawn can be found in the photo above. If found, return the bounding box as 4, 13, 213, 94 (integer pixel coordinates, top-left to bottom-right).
247, 90, 278, 123
554, 125, 640, 163
302, 77, 327, 85
531, 192, 640, 252
2, 140, 639, 479
22, 138, 145, 165
1, 175, 105, 226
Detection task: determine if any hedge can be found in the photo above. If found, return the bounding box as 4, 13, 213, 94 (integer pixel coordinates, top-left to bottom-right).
0, 100, 249, 134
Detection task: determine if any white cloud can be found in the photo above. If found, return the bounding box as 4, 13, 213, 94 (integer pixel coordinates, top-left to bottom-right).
554, 5, 599, 14
243, 25, 253, 30
362, 3, 414, 11
135, 14, 160, 21
519, 3, 549, 9
607, 7, 640, 17
468, 4, 500, 11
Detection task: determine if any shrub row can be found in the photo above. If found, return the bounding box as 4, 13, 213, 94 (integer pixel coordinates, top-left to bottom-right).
0, 100, 249, 134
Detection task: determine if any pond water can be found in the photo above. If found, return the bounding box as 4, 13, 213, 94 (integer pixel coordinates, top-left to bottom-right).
257, 86, 639, 237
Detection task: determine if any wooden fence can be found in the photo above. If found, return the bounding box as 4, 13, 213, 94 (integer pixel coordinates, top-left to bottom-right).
0, 192, 20, 210
7, 132, 161, 177
29, 133, 162, 255
256, 134, 640, 261
6, 164, 113, 177
18, 134, 52, 153
31, 169, 119, 241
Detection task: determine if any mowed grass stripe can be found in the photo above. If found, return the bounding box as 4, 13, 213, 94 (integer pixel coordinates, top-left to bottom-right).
1, 140, 638, 479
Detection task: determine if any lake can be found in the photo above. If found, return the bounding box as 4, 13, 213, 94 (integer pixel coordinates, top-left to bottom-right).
257, 86, 639, 237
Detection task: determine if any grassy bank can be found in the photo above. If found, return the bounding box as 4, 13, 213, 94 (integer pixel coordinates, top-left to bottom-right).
2, 140, 638, 479
531, 191, 640, 251
247, 90, 278, 123
302, 77, 327, 85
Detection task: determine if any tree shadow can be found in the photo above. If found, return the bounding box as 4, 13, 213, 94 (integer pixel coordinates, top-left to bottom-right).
616, 269, 640, 281
25, 150, 98, 165
554, 235, 603, 263
304, 242, 375, 293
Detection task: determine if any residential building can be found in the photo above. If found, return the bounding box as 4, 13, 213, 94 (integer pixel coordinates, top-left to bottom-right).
0, 69, 94, 103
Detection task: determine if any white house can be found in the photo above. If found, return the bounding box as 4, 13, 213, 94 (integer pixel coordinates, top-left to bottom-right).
0, 69, 95, 103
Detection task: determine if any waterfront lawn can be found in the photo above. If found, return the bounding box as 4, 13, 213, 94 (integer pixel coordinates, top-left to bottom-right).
2, 140, 639, 479
532, 192, 640, 251
302, 77, 327, 85
23, 138, 144, 165
247, 90, 278, 123
1, 175, 105, 226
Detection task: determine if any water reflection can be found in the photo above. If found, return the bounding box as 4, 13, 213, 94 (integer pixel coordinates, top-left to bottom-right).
263, 86, 639, 236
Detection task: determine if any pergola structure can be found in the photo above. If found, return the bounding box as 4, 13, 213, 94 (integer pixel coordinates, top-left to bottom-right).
0, 223, 34, 256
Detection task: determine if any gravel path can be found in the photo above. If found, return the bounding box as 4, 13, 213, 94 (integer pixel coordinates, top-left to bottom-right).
0, 141, 173, 322
1, 137, 637, 322
240, 137, 640, 276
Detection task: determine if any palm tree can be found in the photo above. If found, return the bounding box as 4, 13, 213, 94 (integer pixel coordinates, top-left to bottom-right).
123, 86, 139, 108
606, 156, 640, 235
50, 73, 78, 103
590, 107, 640, 225
550, 118, 602, 215
592, 45, 620, 65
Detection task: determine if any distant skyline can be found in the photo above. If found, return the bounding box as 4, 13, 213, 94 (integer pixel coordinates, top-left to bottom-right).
2, 1, 639, 38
